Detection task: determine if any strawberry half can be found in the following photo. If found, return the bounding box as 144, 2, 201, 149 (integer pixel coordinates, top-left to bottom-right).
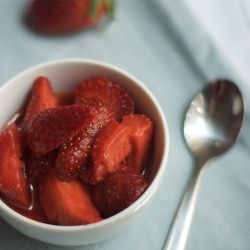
80, 119, 132, 184
27, 105, 98, 157
55, 101, 112, 181
16, 187, 48, 223
0, 124, 30, 209
122, 114, 154, 173
39, 169, 102, 225
25, 151, 57, 185
22, 76, 58, 134
75, 76, 134, 121
27, 0, 114, 34
92, 166, 148, 217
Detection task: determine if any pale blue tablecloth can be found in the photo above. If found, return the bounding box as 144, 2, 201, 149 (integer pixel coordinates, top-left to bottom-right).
0, 0, 250, 249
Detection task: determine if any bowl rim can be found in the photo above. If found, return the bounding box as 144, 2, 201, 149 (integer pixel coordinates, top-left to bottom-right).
0, 58, 170, 232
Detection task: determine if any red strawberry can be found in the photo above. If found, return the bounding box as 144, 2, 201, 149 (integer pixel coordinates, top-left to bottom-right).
122, 114, 154, 173
22, 76, 58, 133
39, 169, 102, 225
0, 124, 30, 209
55, 101, 112, 181
92, 166, 148, 217
16, 188, 48, 223
27, 0, 114, 34
75, 76, 134, 121
27, 105, 98, 157
80, 120, 132, 184
25, 151, 57, 185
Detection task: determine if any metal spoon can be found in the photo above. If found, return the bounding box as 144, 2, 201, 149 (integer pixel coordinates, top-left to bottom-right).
163, 80, 244, 250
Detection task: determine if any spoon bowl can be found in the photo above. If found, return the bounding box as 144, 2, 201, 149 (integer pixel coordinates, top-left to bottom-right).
164, 79, 244, 250
184, 80, 244, 160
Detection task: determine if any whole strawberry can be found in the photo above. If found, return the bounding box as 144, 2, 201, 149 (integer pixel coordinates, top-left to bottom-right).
27, 0, 114, 34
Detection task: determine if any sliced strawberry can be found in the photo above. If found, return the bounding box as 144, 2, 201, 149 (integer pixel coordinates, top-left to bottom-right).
80, 120, 132, 185
75, 76, 134, 121
15, 187, 48, 223
55, 101, 112, 181
92, 166, 148, 217
122, 114, 154, 173
0, 124, 30, 208
22, 76, 58, 133
27, 105, 98, 157
25, 151, 57, 185
39, 169, 102, 225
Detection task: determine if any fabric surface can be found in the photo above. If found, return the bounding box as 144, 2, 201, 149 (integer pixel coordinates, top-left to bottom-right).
0, 0, 249, 249
187, 0, 250, 84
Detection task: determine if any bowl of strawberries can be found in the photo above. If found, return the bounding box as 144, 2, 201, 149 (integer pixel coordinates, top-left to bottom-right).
0, 59, 169, 246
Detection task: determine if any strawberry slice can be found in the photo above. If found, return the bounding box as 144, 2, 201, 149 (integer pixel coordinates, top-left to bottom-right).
39, 169, 102, 225
80, 120, 132, 184
0, 124, 30, 208
25, 151, 57, 185
122, 114, 154, 173
15, 187, 48, 223
55, 101, 112, 181
92, 166, 148, 217
75, 76, 134, 121
27, 105, 98, 157
22, 76, 58, 133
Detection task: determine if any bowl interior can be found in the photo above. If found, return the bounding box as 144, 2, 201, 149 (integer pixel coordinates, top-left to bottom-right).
0, 60, 167, 224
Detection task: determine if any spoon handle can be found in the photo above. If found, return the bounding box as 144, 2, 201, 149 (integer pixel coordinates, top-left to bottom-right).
163, 161, 205, 250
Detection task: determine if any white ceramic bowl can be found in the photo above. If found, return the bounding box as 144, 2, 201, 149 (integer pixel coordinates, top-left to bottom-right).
0, 59, 169, 246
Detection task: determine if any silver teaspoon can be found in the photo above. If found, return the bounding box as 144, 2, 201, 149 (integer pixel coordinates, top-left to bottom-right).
163, 80, 244, 250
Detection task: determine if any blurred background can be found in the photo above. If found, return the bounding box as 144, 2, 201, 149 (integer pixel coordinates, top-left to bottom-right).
187, 0, 250, 82
0, 0, 250, 250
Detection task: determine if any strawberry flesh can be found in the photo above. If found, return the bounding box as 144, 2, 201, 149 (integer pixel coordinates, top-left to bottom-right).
15, 187, 48, 223
27, 105, 98, 157
75, 76, 134, 121
39, 169, 102, 225
22, 76, 58, 133
55, 101, 112, 181
0, 124, 30, 209
25, 151, 57, 185
122, 114, 154, 173
92, 166, 148, 217
80, 120, 132, 184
